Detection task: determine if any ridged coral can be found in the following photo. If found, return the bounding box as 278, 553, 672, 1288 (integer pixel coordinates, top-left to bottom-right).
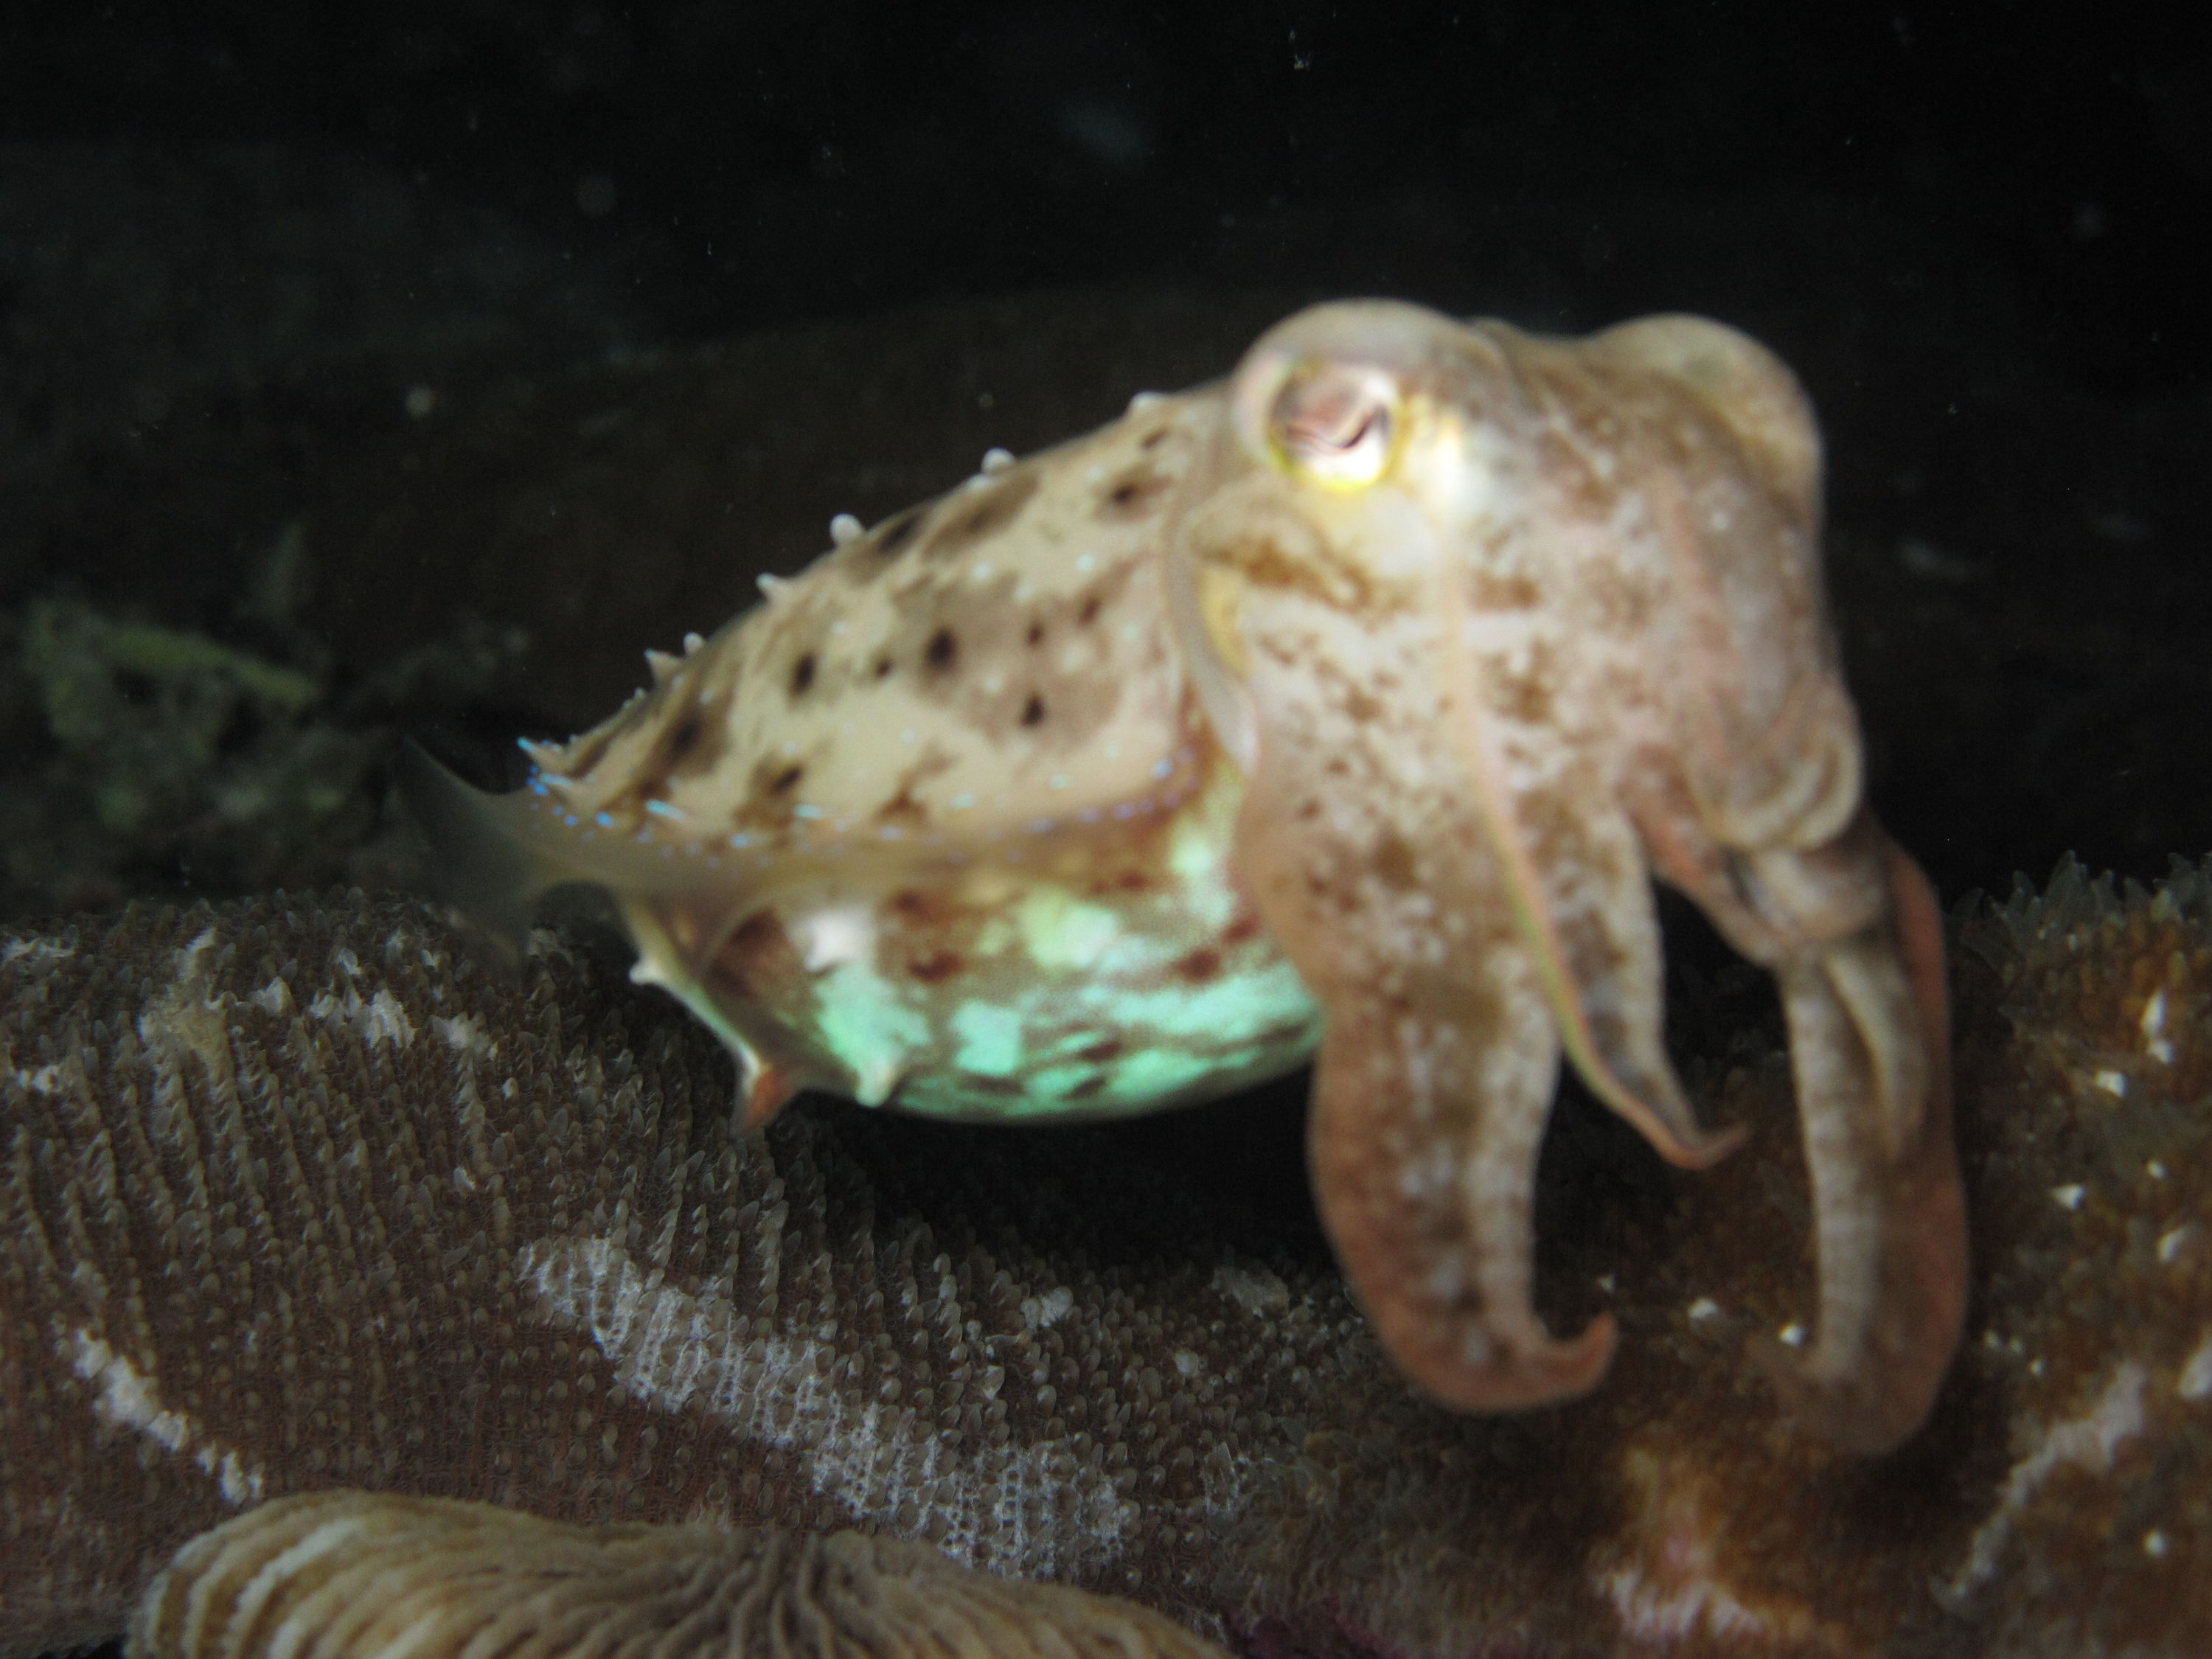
4, 861, 2210, 1658
130, 1492, 1226, 1659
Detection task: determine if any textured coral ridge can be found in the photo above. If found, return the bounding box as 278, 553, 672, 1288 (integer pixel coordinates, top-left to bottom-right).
130, 1492, 1225, 1659
2, 869, 2209, 1658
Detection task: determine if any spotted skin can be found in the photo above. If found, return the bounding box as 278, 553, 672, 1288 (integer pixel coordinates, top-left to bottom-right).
414, 302, 1963, 1453
1165, 302, 1961, 1452
414, 392, 1324, 1124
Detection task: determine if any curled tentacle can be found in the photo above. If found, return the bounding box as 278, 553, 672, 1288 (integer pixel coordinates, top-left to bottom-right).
1172, 303, 1747, 1413
1172, 299, 1962, 1445
1754, 835, 1965, 1452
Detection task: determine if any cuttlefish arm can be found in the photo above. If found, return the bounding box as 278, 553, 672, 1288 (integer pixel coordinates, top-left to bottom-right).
1167, 301, 1964, 1449
1594, 314, 1964, 1450
1638, 790, 1963, 1453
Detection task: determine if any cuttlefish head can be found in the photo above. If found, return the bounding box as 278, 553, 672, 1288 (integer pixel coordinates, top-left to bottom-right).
1164, 300, 1964, 1452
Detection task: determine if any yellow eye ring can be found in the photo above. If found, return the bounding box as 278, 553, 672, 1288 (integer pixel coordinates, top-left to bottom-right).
1265, 361, 1400, 490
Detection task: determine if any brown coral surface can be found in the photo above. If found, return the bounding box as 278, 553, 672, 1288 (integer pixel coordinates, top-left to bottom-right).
2, 862, 2209, 1657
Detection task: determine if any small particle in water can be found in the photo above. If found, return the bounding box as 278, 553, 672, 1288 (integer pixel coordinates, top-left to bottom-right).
575, 171, 618, 217
404, 385, 437, 420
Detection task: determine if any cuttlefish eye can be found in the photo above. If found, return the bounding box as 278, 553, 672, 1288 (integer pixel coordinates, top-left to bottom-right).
1266, 361, 1399, 488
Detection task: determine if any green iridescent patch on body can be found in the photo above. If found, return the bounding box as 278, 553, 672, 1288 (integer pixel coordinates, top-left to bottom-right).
777, 762, 1323, 1123
892, 956, 1320, 1121
810, 956, 931, 1107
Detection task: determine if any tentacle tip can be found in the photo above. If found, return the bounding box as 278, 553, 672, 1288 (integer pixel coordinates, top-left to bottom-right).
1410, 1310, 1621, 1413
1750, 1331, 1944, 1457
1655, 1116, 1753, 1172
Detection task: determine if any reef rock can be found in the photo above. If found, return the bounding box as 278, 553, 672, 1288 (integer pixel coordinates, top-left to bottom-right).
1, 858, 2209, 1656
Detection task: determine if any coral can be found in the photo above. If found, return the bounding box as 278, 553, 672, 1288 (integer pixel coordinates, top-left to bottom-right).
1935, 855, 2212, 1655
133, 1493, 1227, 1659
4, 860, 2211, 1657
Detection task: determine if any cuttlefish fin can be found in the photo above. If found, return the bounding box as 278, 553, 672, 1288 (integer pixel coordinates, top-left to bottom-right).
403, 741, 809, 1132
1755, 836, 1965, 1453
395, 740, 563, 956
131, 1492, 1229, 1659
398, 740, 742, 968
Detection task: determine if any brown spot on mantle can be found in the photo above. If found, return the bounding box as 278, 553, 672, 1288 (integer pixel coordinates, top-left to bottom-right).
922, 470, 1039, 560
1098, 465, 1172, 520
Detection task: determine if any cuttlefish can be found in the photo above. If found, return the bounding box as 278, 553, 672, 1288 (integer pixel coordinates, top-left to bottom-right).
412, 299, 1965, 1454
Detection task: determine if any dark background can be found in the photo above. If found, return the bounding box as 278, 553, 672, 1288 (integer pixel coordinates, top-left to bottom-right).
2, 1, 2209, 913
6, 4, 2205, 377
